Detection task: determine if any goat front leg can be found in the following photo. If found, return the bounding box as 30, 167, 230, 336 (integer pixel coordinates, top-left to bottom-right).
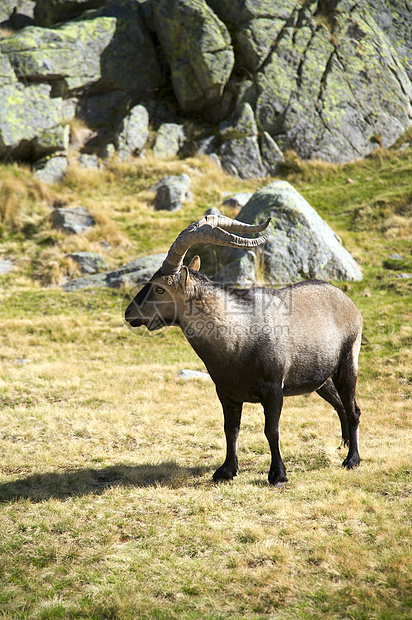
262, 385, 288, 487
213, 389, 243, 483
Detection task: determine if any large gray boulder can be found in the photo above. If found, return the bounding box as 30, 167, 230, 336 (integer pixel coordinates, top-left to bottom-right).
152, 0, 234, 113
254, 2, 412, 162
221, 181, 362, 285
0, 83, 67, 160
0, 21, 117, 92
213, 250, 257, 287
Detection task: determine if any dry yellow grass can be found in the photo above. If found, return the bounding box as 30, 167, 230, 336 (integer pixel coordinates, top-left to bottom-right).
0, 296, 410, 619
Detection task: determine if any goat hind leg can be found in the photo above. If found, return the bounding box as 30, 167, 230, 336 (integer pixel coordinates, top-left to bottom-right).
316, 378, 349, 447
332, 363, 361, 469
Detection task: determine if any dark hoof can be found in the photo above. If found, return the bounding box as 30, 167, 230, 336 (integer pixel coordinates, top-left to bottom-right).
268, 471, 288, 487
213, 465, 238, 483
342, 456, 361, 469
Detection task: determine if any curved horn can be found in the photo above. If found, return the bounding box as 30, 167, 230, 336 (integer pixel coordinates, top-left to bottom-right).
161, 215, 271, 275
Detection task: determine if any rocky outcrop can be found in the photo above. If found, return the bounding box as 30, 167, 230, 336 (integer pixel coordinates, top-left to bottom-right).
0, 0, 162, 166
0, 0, 411, 170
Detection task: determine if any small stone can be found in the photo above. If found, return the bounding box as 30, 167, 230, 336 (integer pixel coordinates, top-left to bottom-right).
78, 154, 102, 170
100, 240, 111, 252
34, 156, 68, 184
62, 253, 166, 291
178, 369, 211, 381
116, 104, 149, 160
204, 207, 221, 217
50, 205, 95, 235
153, 123, 185, 158
389, 253, 403, 260
154, 174, 191, 212
0, 259, 13, 275
222, 193, 253, 209
68, 252, 108, 274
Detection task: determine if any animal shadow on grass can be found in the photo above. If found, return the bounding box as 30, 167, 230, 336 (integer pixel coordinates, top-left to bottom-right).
0, 462, 207, 503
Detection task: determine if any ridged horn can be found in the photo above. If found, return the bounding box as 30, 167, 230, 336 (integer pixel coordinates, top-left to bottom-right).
161, 215, 271, 275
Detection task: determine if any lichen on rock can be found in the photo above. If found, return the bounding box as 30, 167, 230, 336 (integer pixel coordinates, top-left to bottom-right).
0, 82, 65, 159
152, 0, 234, 113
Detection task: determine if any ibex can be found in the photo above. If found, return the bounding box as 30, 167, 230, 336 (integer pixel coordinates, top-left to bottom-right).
125, 215, 363, 486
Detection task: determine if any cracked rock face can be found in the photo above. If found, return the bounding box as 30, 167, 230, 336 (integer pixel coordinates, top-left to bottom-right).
251, 0, 412, 163
207, 0, 412, 163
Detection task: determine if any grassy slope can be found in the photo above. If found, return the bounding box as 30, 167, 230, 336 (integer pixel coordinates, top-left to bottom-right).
0, 148, 411, 619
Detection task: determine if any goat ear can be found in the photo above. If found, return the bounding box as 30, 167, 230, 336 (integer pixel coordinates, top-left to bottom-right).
179, 266, 190, 290
188, 255, 201, 271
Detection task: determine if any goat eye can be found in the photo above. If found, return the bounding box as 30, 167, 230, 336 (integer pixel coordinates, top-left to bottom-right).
155, 287, 164, 295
